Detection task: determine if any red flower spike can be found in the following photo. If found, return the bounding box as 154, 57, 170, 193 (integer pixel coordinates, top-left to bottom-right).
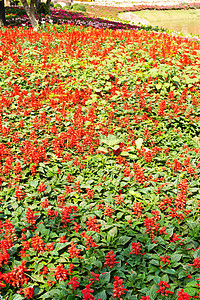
104, 250, 119, 269
112, 276, 128, 299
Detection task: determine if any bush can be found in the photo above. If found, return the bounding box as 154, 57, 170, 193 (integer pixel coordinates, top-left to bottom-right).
71, 3, 86, 12
50, 1, 54, 7
54, 3, 62, 8
63, 5, 71, 10
38, 2, 50, 15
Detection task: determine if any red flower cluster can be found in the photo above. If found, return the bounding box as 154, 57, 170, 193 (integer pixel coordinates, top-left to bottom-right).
0, 261, 28, 287
178, 289, 191, 300
112, 276, 128, 299
129, 242, 144, 256
68, 276, 79, 290
54, 263, 74, 281
104, 250, 119, 269
156, 281, 173, 297
68, 241, 82, 259
86, 216, 101, 233
160, 254, 170, 265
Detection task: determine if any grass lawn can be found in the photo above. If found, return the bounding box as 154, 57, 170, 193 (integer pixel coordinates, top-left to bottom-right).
129, 9, 200, 34
130, 8, 200, 22
85, 6, 200, 34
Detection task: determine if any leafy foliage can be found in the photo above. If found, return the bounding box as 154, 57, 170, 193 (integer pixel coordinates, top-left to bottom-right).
0, 20, 200, 300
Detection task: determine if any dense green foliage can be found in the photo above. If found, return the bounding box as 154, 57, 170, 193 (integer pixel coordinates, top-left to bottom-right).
0, 19, 200, 300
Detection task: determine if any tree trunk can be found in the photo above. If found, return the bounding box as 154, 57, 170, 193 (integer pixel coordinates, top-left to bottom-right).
35, 0, 40, 14
0, 0, 6, 27
21, 0, 38, 30
46, 0, 51, 9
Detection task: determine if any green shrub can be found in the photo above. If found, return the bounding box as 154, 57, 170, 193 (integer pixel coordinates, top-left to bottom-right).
63, 5, 71, 10
71, 3, 86, 12
38, 2, 50, 15
18, 0, 30, 5
54, 3, 62, 8
50, 1, 54, 7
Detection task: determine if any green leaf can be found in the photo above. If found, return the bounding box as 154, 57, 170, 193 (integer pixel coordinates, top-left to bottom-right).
147, 283, 158, 300
156, 83, 162, 90
101, 134, 121, 147
55, 242, 70, 252
99, 272, 110, 285
163, 268, 176, 275
171, 253, 182, 262
108, 227, 118, 238
184, 287, 197, 296
178, 271, 187, 279
12, 295, 24, 300
31, 274, 44, 283
148, 244, 158, 251
94, 290, 107, 300
118, 236, 131, 245
135, 138, 143, 150
97, 146, 108, 153
40, 289, 60, 299
186, 281, 198, 287
67, 296, 75, 300
29, 179, 38, 188
150, 259, 159, 266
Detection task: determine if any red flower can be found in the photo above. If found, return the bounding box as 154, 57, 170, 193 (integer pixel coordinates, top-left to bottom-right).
68, 277, 79, 290
23, 287, 34, 299
190, 256, 200, 268
37, 182, 46, 193
81, 284, 96, 300
54, 264, 68, 281
104, 250, 119, 269
131, 202, 143, 219
25, 208, 39, 227
178, 289, 191, 300
112, 276, 128, 299
156, 281, 173, 297
1, 261, 28, 287
129, 242, 144, 256
160, 254, 170, 265
15, 186, 25, 201
86, 216, 101, 233
170, 233, 182, 243
68, 241, 82, 259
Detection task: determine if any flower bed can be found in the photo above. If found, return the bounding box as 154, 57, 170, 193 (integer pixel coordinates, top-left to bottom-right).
0, 23, 200, 300
5, 6, 140, 29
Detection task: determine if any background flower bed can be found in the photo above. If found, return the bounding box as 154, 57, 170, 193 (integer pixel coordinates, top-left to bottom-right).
0, 22, 200, 300
4, 2, 200, 29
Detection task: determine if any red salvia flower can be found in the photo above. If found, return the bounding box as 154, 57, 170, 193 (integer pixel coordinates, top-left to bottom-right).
68, 241, 82, 259
190, 256, 200, 268
86, 216, 101, 233
112, 276, 128, 299
1, 261, 28, 287
160, 254, 170, 265
156, 281, 173, 297
104, 250, 119, 269
37, 182, 46, 193
23, 287, 34, 299
178, 289, 191, 300
25, 208, 39, 227
68, 277, 79, 290
54, 264, 68, 281
15, 186, 24, 201
131, 202, 144, 219
129, 242, 144, 256
81, 284, 96, 300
